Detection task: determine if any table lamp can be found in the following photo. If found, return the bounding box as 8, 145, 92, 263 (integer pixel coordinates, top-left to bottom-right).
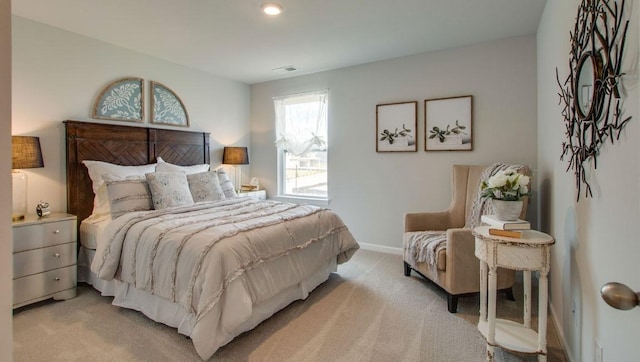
12, 136, 44, 221
222, 146, 249, 192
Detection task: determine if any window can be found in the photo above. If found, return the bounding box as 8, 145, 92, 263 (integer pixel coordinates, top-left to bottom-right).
274, 90, 328, 199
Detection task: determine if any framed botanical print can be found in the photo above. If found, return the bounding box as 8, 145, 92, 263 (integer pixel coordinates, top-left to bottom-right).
376, 101, 417, 152
425, 95, 473, 151
92, 77, 144, 122
150, 81, 190, 127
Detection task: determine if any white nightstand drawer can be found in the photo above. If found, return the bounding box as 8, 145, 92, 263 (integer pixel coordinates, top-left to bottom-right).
13, 219, 75, 252
13, 265, 77, 306
13, 242, 77, 279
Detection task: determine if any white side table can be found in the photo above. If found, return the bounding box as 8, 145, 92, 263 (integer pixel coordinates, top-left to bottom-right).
473, 226, 555, 361
237, 189, 266, 200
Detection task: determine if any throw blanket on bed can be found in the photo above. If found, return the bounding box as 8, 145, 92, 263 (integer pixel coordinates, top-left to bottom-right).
92, 197, 359, 320
405, 163, 523, 267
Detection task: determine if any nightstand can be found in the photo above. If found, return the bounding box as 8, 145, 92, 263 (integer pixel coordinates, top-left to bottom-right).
237, 190, 267, 200
12, 213, 78, 308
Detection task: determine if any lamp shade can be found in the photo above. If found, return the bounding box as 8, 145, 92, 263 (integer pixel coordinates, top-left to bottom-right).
222, 147, 249, 165
12, 136, 44, 169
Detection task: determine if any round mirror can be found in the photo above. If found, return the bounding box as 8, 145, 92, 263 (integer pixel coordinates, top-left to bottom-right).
574, 51, 601, 120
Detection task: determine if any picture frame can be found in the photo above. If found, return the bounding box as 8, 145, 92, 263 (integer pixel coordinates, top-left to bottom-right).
425, 95, 473, 151
150, 81, 190, 127
376, 101, 417, 152
92, 77, 144, 122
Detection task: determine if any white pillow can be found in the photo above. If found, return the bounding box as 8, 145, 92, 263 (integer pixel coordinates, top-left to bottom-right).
156, 156, 210, 175
103, 175, 152, 218
187, 171, 226, 202
146, 172, 194, 210
83, 160, 156, 216
216, 168, 237, 198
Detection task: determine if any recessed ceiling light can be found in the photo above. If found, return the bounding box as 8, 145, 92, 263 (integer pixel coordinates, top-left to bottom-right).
262, 3, 283, 16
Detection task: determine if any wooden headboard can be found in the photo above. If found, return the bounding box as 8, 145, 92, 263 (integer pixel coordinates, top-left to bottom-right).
65, 120, 210, 228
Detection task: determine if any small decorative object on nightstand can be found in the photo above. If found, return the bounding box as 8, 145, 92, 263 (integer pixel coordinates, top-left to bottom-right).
473, 225, 555, 361
12, 212, 78, 308
237, 189, 266, 200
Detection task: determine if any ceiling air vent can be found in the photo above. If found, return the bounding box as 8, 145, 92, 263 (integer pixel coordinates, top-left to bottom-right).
273, 65, 298, 73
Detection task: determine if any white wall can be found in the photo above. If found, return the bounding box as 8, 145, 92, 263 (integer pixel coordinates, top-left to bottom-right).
251, 35, 538, 252
1, 0, 13, 359
538, 1, 640, 360
12, 16, 251, 214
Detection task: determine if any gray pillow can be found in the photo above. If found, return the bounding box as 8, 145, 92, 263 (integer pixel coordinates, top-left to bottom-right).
104, 175, 153, 218
216, 168, 237, 198
187, 171, 226, 202
145, 172, 194, 210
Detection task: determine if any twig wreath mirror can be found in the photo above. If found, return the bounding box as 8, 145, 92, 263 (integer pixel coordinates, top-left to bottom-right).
557, 0, 631, 200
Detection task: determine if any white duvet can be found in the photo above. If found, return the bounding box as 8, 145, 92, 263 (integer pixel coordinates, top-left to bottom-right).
91, 197, 359, 359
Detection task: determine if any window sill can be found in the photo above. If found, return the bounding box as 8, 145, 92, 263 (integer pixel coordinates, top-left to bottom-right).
273, 195, 330, 206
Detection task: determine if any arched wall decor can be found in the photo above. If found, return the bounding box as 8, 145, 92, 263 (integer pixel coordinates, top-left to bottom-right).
92, 77, 144, 122
557, 0, 631, 201
150, 81, 190, 127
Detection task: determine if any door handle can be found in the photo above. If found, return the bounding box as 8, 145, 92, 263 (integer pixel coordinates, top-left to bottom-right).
601, 282, 640, 310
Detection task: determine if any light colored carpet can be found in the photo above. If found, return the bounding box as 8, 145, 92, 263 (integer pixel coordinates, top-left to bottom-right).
13, 249, 567, 361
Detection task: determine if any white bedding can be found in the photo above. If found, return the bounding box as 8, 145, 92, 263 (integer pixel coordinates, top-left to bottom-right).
79, 214, 112, 249
88, 197, 359, 359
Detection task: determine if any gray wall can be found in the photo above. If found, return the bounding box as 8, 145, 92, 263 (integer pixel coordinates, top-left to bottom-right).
251, 35, 538, 252
11, 16, 251, 213
537, 0, 640, 360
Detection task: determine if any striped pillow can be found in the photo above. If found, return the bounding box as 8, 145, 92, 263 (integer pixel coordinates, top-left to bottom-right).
103, 175, 152, 218
216, 168, 237, 198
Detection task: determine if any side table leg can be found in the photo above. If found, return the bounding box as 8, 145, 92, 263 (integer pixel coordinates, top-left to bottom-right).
524, 270, 531, 328
487, 265, 497, 361
480, 260, 488, 322
538, 270, 549, 362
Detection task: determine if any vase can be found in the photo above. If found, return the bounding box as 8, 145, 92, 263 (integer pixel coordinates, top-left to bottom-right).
492, 199, 523, 221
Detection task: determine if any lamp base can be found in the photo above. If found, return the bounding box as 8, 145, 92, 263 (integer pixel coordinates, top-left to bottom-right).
12, 171, 27, 221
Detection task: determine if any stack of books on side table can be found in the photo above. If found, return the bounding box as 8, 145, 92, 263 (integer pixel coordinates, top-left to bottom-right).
480, 214, 530, 238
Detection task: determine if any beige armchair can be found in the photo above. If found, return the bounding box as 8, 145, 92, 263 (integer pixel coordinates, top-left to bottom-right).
403, 164, 528, 313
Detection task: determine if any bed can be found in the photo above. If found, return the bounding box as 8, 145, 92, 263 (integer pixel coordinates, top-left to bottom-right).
65, 120, 359, 360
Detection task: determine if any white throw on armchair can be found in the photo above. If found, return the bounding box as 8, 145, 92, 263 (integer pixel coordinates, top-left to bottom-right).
403, 164, 529, 313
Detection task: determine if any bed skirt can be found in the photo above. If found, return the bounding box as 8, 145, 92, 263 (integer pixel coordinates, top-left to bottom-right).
78, 246, 338, 358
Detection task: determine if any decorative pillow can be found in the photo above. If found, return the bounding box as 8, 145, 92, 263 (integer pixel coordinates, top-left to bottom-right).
187, 171, 226, 202
103, 175, 152, 218
216, 168, 237, 198
145, 172, 194, 210
82, 160, 156, 216
156, 157, 210, 175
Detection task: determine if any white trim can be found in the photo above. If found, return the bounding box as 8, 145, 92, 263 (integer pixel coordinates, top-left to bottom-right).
357, 242, 403, 256
550, 301, 574, 361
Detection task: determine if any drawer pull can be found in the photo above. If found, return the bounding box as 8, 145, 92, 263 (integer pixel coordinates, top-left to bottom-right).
54, 277, 60, 281
53, 230, 60, 234
54, 253, 61, 258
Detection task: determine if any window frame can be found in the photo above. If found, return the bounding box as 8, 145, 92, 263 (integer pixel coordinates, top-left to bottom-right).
274, 90, 329, 202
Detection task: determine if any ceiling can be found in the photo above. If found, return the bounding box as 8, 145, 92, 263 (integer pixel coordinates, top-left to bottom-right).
12, 0, 547, 85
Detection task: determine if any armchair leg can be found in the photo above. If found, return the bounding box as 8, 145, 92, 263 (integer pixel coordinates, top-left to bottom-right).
504, 287, 515, 301
447, 294, 459, 313
403, 262, 412, 276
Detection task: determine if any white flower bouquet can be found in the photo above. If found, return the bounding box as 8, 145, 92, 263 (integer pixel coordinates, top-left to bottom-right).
480, 168, 530, 201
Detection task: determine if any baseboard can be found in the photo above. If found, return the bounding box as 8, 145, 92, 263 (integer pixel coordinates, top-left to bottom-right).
550, 302, 574, 362
357, 242, 403, 255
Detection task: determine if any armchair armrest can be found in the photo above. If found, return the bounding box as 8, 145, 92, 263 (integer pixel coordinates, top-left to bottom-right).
444, 228, 479, 295
404, 211, 453, 232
